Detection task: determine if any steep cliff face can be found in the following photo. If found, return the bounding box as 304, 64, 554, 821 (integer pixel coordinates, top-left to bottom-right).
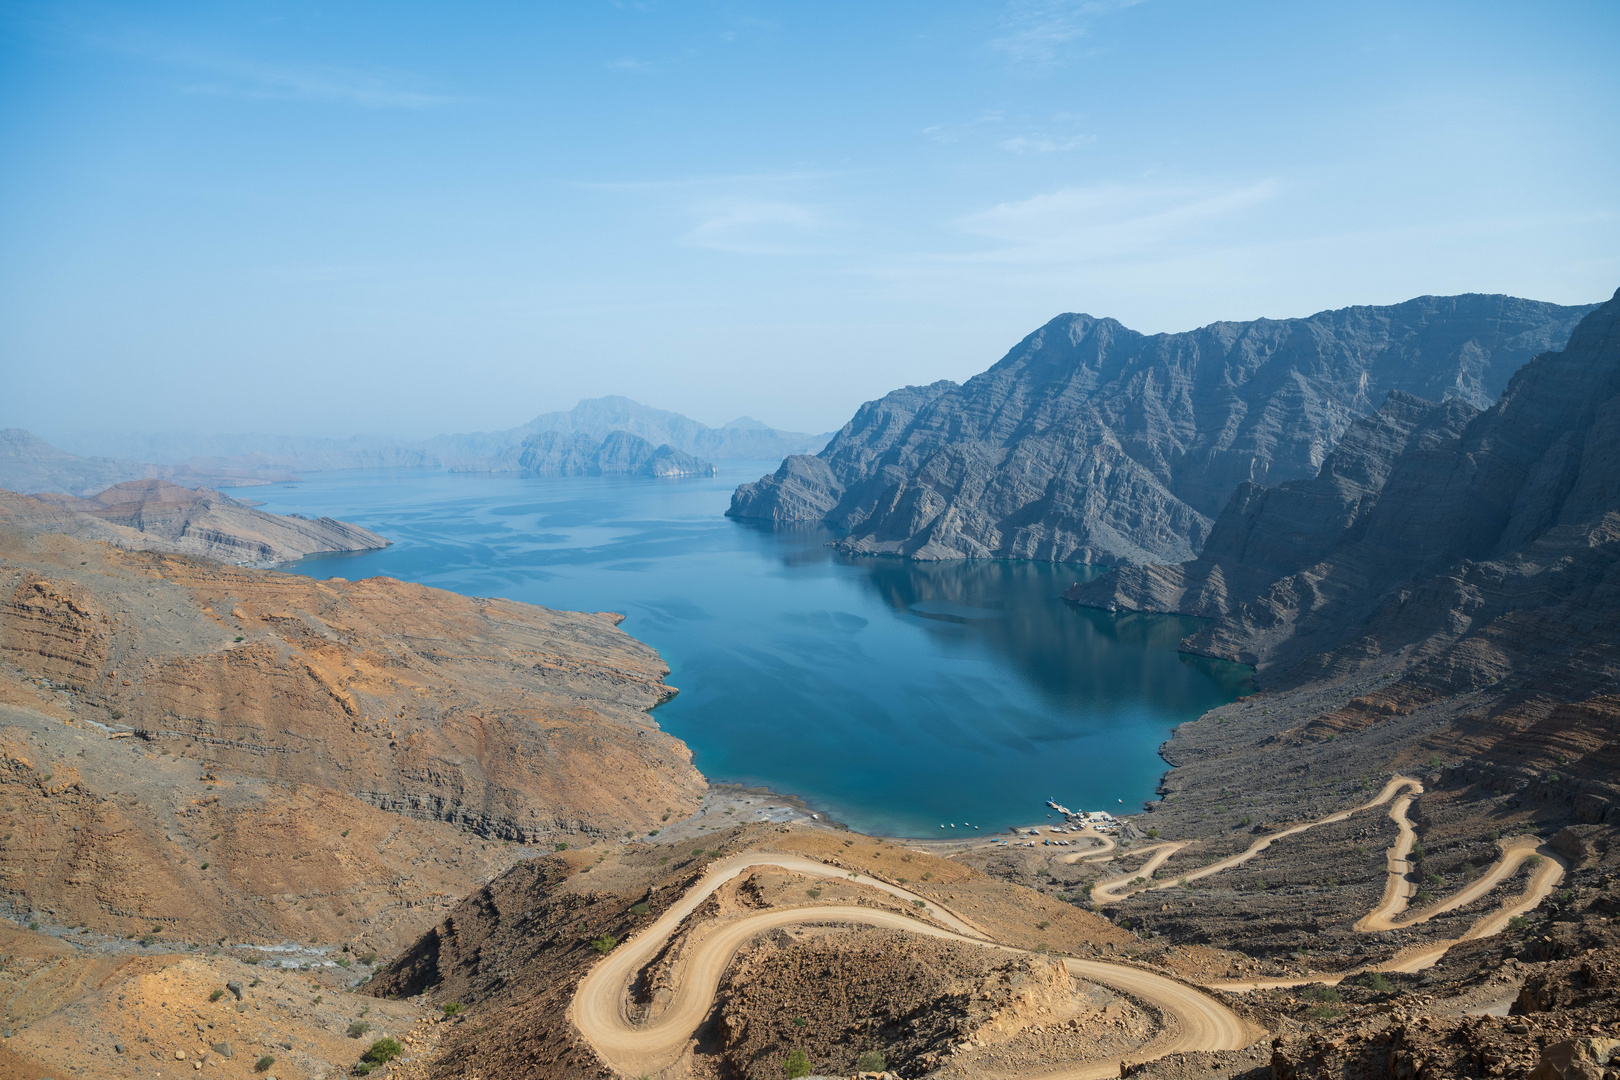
731, 295, 1596, 565
1069, 288, 1620, 701
2, 479, 389, 566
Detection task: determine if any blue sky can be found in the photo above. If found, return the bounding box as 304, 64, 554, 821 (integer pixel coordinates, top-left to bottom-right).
2, 1, 1617, 441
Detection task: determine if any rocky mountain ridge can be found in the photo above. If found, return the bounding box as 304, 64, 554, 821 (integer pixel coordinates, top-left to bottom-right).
1068, 288, 1620, 704
730, 294, 1597, 565
0, 479, 389, 566
0, 428, 301, 496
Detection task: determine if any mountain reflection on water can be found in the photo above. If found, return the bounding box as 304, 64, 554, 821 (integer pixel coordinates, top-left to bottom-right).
256, 465, 1251, 837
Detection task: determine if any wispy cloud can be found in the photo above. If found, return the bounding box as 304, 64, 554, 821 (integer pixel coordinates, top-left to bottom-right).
680, 201, 830, 255
1000, 131, 1092, 154
923, 111, 1006, 144
954, 179, 1281, 263
855, 179, 1281, 291
605, 57, 655, 72
990, 0, 1147, 67
179, 54, 457, 108
924, 111, 1090, 155
575, 170, 850, 193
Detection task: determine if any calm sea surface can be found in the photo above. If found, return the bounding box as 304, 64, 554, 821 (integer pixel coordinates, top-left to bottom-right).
251, 465, 1251, 837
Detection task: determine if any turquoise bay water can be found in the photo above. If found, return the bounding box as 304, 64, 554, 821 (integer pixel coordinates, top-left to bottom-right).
251, 465, 1251, 837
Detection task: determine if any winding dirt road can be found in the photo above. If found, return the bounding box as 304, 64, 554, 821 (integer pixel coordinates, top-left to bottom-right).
1093, 776, 1421, 904
570, 776, 1569, 1077
569, 852, 1252, 1079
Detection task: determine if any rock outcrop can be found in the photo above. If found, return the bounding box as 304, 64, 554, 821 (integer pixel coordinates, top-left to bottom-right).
1069, 288, 1620, 699
509, 430, 715, 478
730, 295, 1596, 564
0, 479, 389, 565
0, 522, 704, 949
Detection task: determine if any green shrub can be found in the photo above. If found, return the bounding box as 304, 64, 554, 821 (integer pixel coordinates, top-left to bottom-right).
140, 933, 155, 947
1414, 889, 1433, 905
361, 1037, 403, 1065
554, 841, 569, 851
1036, 920, 1050, 930
1364, 971, 1394, 993
335, 957, 352, 968
254, 1056, 275, 1073
629, 902, 650, 917
1239, 815, 1253, 827
805, 887, 821, 900
358, 951, 377, 965
347, 1020, 372, 1038
209, 988, 224, 1002
591, 934, 617, 954
1508, 914, 1528, 929
912, 899, 926, 908
856, 1049, 887, 1071
784, 1047, 811, 1078
442, 1002, 464, 1017
1146, 828, 1159, 839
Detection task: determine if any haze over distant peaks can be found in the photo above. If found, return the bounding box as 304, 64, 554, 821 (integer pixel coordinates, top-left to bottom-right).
57, 396, 833, 475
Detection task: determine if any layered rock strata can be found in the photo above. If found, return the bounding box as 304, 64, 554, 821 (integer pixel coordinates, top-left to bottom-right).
0, 523, 704, 947
731, 294, 1595, 564
6, 478, 388, 566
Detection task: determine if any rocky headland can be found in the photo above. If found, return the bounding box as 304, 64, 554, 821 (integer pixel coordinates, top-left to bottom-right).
0, 479, 390, 566
730, 294, 1595, 565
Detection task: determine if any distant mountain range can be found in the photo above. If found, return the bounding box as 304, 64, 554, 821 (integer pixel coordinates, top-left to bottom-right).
5, 397, 826, 496
729, 293, 1598, 565
60, 396, 832, 473
0, 428, 303, 496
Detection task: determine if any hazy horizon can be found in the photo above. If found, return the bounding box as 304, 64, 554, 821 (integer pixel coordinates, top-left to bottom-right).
3, 1, 1617, 442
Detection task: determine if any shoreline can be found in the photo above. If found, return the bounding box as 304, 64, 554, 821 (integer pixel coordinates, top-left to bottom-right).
652, 777, 1146, 854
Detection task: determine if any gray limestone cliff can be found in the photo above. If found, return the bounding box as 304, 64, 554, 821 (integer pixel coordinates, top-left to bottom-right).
1068, 288, 1620, 700
730, 294, 1597, 565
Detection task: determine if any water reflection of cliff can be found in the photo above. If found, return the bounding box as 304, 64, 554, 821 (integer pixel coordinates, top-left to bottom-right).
846, 556, 1253, 712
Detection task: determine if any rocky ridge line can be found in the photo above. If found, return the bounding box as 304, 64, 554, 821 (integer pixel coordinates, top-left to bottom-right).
731, 294, 1595, 566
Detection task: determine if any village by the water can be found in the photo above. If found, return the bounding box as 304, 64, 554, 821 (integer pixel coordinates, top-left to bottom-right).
935, 799, 1122, 848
